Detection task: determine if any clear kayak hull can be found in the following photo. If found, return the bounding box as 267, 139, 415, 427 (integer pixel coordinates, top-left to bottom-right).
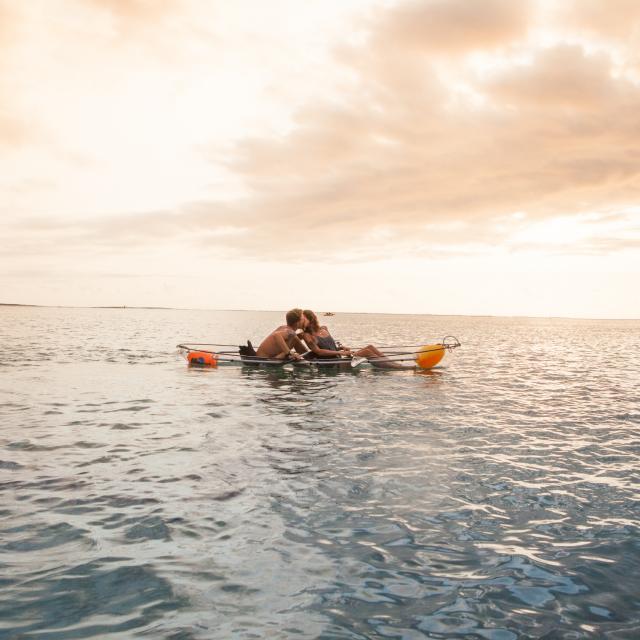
177, 337, 460, 370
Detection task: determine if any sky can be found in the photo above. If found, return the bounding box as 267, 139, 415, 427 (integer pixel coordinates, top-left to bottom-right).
1, 0, 639, 318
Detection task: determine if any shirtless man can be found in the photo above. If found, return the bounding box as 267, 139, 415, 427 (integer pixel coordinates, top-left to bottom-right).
256, 308, 309, 360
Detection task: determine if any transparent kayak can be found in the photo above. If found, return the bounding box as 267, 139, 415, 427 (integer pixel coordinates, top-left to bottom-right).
177, 337, 460, 370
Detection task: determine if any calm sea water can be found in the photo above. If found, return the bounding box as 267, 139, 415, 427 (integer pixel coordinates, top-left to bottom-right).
1, 307, 639, 639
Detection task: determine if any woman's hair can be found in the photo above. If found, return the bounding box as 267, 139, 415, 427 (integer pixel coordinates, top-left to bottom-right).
303, 309, 320, 333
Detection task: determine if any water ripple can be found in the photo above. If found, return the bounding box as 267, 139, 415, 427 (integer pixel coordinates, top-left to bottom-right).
0, 308, 638, 638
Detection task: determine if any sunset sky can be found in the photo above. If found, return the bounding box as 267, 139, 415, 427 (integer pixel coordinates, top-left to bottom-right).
1, 0, 639, 318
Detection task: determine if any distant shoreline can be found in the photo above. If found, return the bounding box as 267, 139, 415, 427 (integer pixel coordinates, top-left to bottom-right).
0, 302, 637, 321
0, 303, 174, 310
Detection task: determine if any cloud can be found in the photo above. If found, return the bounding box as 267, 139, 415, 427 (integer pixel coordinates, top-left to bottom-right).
371, 0, 533, 53
555, 0, 640, 40
0, 0, 17, 44
65, 0, 186, 40
7, 46, 640, 264
87, 0, 180, 20
488, 45, 620, 109
3, 0, 640, 266
0, 111, 31, 147
0, 3, 30, 147
203, 30, 640, 257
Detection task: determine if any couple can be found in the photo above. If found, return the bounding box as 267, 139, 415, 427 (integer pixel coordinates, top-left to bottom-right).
256, 308, 389, 363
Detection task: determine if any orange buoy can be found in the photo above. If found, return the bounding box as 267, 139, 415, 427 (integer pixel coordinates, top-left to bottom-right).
187, 351, 218, 367
415, 344, 445, 369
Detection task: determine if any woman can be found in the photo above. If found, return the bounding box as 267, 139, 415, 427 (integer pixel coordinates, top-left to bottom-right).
301, 309, 399, 365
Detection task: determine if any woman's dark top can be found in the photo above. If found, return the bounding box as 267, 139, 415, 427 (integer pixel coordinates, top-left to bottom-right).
304, 330, 340, 359
316, 333, 338, 351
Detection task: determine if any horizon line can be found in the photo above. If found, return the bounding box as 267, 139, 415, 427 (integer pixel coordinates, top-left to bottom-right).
1, 302, 637, 322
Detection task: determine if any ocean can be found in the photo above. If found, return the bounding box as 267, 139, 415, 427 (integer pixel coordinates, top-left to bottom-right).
1, 307, 639, 639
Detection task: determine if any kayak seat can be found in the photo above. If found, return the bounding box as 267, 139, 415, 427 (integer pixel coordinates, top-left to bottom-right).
238, 340, 257, 358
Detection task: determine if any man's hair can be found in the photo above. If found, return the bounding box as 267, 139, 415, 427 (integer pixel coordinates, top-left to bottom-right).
286, 308, 303, 327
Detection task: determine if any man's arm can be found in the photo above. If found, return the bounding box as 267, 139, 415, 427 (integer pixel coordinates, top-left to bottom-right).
290, 335, 309, 354
273, 333, 293, 359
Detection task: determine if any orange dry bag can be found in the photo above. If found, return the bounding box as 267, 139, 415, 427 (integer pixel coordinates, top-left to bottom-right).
187, 351, 218, 367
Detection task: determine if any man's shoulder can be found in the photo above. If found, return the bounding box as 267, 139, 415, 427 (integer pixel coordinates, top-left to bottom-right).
274, 325, 295, 335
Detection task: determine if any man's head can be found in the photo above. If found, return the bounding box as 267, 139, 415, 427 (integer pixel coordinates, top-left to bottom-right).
285, 308, 306, 329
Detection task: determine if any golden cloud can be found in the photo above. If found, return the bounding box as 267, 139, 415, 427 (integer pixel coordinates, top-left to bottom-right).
233, 0, 639, 253
2, 0, 640, 263
372, 0, 533, 53
556, 0, 640, 40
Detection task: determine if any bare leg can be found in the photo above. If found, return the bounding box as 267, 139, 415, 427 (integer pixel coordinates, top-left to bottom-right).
355, 345, 385, 358
356, 344, 406, 369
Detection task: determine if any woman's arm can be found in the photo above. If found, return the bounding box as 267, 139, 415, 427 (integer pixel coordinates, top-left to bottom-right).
303, 333, 350, 357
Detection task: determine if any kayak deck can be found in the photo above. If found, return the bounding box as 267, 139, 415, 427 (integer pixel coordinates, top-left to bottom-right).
177, 337, 460, 370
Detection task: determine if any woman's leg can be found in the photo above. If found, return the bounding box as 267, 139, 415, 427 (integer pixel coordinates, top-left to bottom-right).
356, 344, 406, 368
355, 344, 385, 358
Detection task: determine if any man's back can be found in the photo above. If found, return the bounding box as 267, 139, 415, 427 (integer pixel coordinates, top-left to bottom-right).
256, 309, 307, 359
256, 325, 296, 358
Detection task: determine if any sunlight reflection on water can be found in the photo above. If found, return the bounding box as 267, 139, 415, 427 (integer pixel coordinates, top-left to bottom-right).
0, 308, 639, 638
